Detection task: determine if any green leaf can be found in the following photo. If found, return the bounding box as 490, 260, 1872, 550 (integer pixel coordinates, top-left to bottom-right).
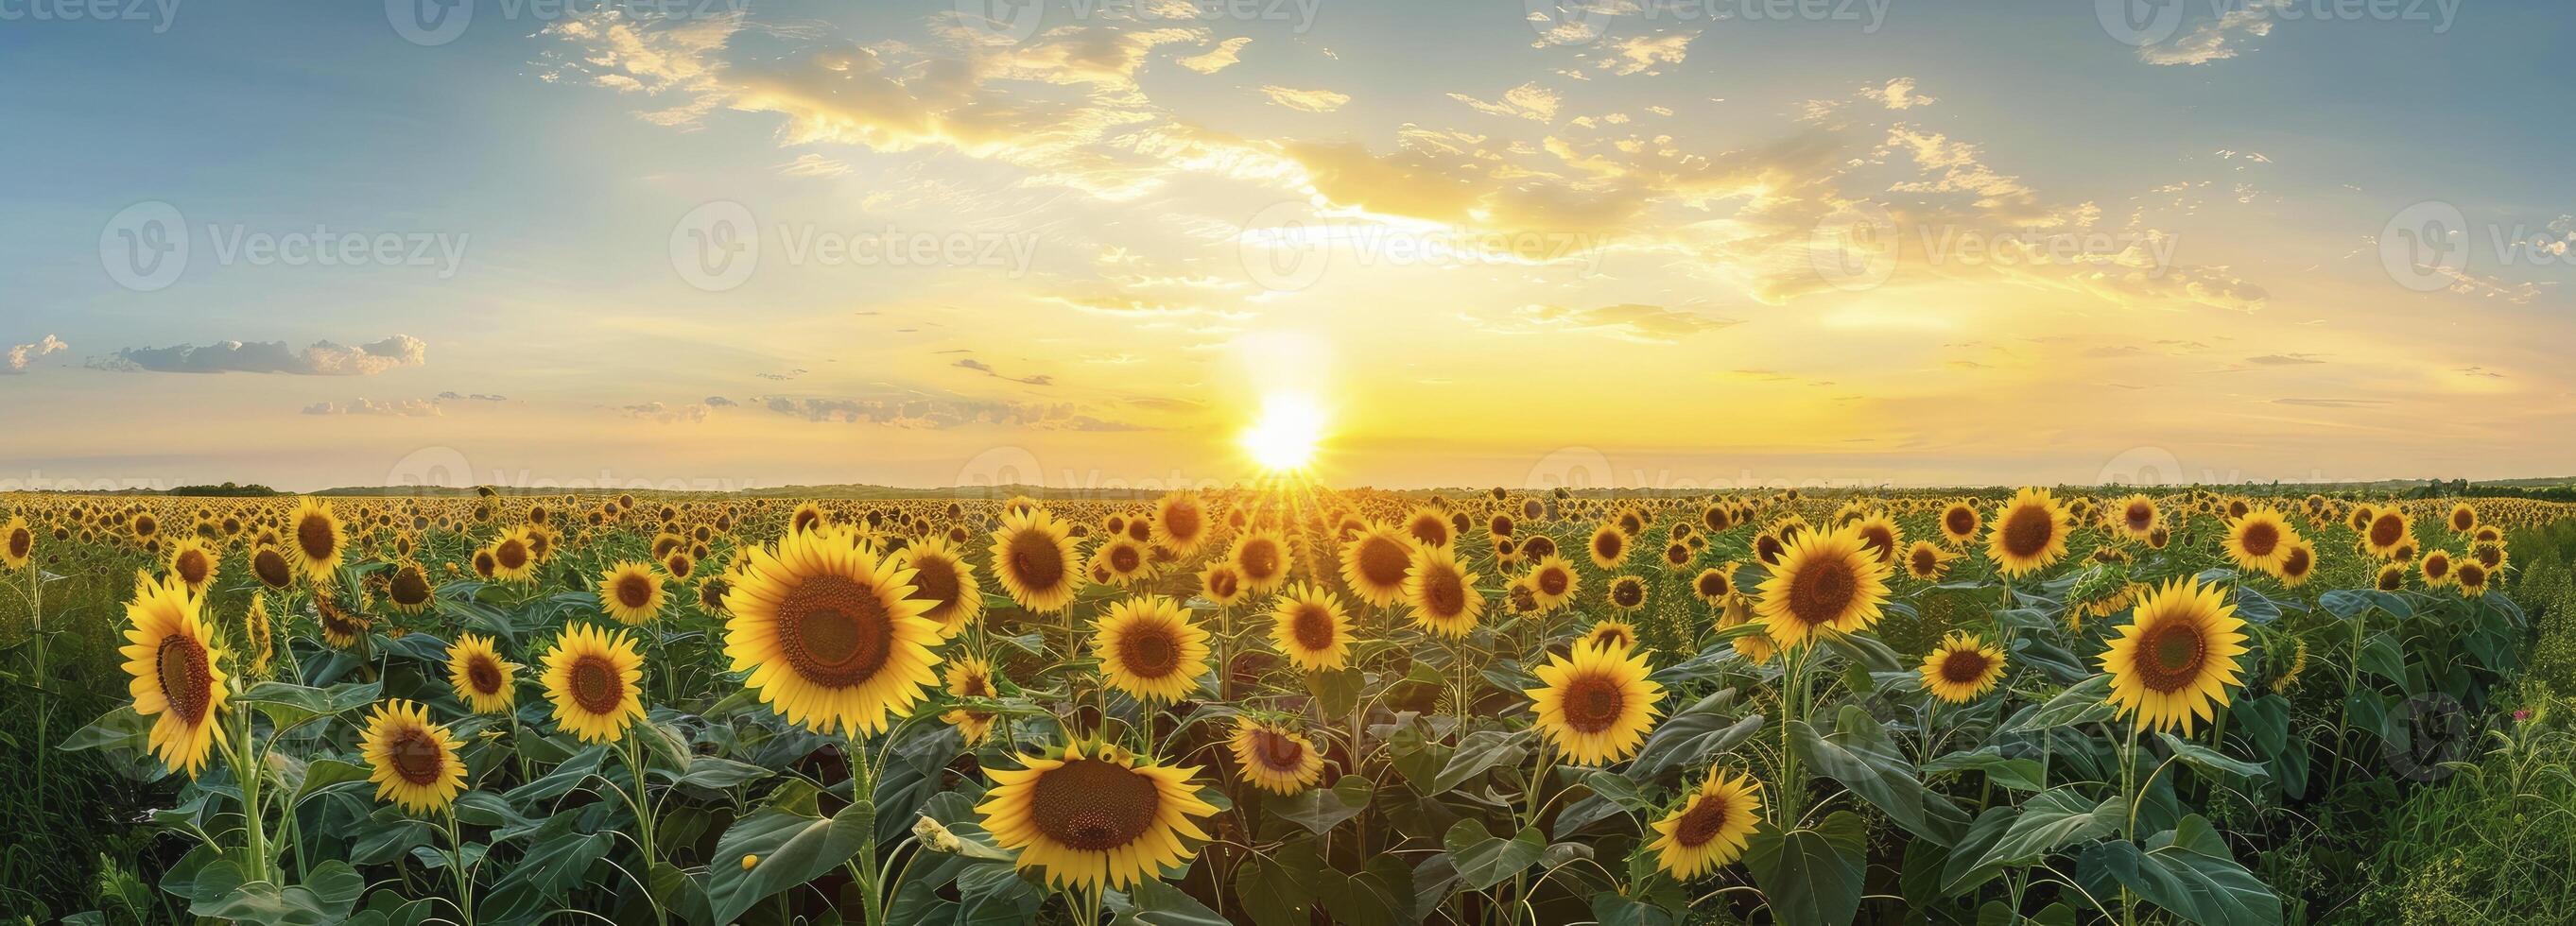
1269, 775, 1373, 835
1922, 748, 2048, 791
1107, 878, 1230, 926
702, 798, 879, 924
2360, 632, 2410, 692
1630, 691, 1760, 779
2080, 815, 2281, 926
238, 679, 382, 727
1789, 706, 1969, 846
1745, 811, 1867, 926
1969, 789, 2123, 871
2156, 732, 2269, 781
1444, 818, 1546, 891
1431, 729, 1530, 795
187, 860, 364, 925
2009, 675, 2118, 733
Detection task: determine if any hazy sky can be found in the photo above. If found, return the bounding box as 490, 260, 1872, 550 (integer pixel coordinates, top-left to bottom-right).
2, 0, 2570, 493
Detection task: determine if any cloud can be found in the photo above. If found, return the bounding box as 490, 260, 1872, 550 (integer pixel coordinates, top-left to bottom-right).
953, 357, 1056, 386
623, 401, 714, 424
303, 397, 444, 417
1261, 85, 1350, 113
5, 334, 66, 373
2245, 353, 2325, 366
2139, 1, 2284, 65
96, 334, 427, 375
1859, 77, 1935, 110
756, 395, 1150, 431
2273, 398, 2391, 408
1602, 33, 1691, 76
437, 391, 509, 402
1448, 81, 1559, 122
1472, 303, 1739, 343
776, 153, 853, 177
1179, 36, 1250, 74
704, 395, 738, 406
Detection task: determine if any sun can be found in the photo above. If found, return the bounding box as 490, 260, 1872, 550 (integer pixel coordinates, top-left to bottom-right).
1239, 393, 1326, 472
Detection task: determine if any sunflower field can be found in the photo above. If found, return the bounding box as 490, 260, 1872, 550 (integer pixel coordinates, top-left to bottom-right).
2, 486, 2569, 925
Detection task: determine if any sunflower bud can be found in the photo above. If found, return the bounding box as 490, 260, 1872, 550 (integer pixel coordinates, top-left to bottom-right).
913, 815, 964, 854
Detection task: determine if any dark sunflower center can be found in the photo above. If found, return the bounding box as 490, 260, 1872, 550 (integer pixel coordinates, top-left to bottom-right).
1421, 565, 1466, 617
1030, 759, 1162, 851
1560, 673, 1625, 734
2239, 522, 2278, 557
1410, 518, 1449, 547
1594, 532, 1623, 561
2377, 568, 2404, 592
1007, 530, 1065, 590
1163, 505, 1202, 543
1859, 526, 1894, 561
496, 540, 529, 571
2000, 505, 2055, 557
157, 633, 212, 723
387, 727, 446, 786
1939, 649, 1992, 684
2453, 511, 2473, 531
7, 528, 28, 559
614, 573, 655, 609
466, 655, 504, 694
1590, 627, 1633, 650
1786, 559, 1859, 627
911, 557, 960, 608
2282, 546, 2312, 578
2460, 564, 2487, 587
2370, 515, 2405, 548
1538, 566, 1570, 597
296, 515, 335, 560
1945, 507, 1975, 536
176, 550, 210, 584
1696, 572, 1727, 597
1911, 547, 1939, 574
1110, 544, 1142, 573
2133, 621, 2207, 694
1755, 535, 1784, 564
390, 568, 432, 606
254, 549, 292, 588
1674, 793, 1731, 848
1206, 570, 1239, 599
2125, 503, 2153, 530
1289, 605, 1335, 652
775, 574, 895, 688
1613, 581, 1643, 608
1238, 540, 1280, 580
568, 654, 626, 715
1116, 623, 1184, 678
1250, 729, 1305, 771
2425, 556, 2450, 579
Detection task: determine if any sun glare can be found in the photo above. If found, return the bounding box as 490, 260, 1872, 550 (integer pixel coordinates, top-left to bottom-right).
1239, 393, 1326, 472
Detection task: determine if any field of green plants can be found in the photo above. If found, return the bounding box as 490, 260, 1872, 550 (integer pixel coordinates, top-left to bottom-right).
2, 486, 2570, 925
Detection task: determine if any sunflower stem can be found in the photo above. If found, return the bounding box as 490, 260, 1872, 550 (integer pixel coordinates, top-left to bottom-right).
234, 703, 271, 884
849, 737, 885, 926
446, 808, 475, 925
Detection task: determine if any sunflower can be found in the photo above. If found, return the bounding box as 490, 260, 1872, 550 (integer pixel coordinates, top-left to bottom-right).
1269, 582, 1352, 672
1938, 501, 1982, 547
789, 502, 829, 536
598, 560, 668, 625
1404, 506, 1454, 549
1985, 489, 2070, 577
359, 700, 469, 815
1525, 555, 1580, 612
387, 561, 436, 614
1754, 526, 1893, 650
119, 574, 230, 777
897, 538, 983, 635
1338, 524, 1414, 608
2276, 541, 2317, 588
2419, 549, 2456, 587
2111, 494, 2161, 541
1404, 543, 1484, 639
1848, 513, 1902, 566
2455, 560, 2492, 596
487, 529, 537, 583
446, 632, 518, 713
723, 526, 945, 736
1647, 767, 1763, 880
1152, 490, 1211, 557
976, 742, 1219, 891
1587, 523, 1630, 570
1, 515, 32, 570
1582, 619, 1639, 652
989, 507, 1081, 614
942, 656, 1001, 747
2100, 577, 2248, 734
1919, 632, 2006, 704
2447, 502, 2479, 534
1526, 643, 1663, 766
2362, 508, 2414, 559
1094, 538, 1153, 587
283, 497, 344, 583
1094, 595, 1210, 704
1197, 561, 1248, 609
317, 593, 372, 650
2375, 563, 2407, 592
165, 538, 218, 595
1690, 566, 1734, 605
541, 623, 648, 744
1229, 530, 1292, 595
1607, 574, 1649, 611
1229, 720, 1324, 795
1903, 540, 1955, 582
2222, 507, 2299, 575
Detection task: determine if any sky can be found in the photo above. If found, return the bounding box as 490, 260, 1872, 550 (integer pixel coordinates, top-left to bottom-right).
1, 0, 2571, 493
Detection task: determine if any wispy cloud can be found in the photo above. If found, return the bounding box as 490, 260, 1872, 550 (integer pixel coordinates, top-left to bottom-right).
954, 357, 1055, 386
97, 335, 426, 375
5, 334, 66, 374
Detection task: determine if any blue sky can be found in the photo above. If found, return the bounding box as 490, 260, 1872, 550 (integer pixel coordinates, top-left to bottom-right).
1, 0, 2570, 491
